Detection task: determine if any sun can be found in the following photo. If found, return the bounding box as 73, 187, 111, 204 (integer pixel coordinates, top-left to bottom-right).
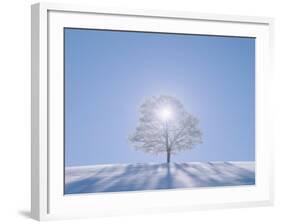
159, 107, 172, 121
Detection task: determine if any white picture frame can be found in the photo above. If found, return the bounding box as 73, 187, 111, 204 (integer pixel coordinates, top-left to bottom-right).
31, 2, 274, 221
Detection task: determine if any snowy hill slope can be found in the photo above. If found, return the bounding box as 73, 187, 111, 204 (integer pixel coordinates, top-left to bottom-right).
65, 161, 255, 194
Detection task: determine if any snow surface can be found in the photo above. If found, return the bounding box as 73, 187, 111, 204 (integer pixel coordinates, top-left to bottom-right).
65, 161, 255, 194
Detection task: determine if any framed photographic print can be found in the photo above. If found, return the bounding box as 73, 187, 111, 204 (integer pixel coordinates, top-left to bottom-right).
31, 2, 274, 221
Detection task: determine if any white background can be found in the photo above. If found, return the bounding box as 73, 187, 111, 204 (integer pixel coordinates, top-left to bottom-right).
0, 0, 279, 223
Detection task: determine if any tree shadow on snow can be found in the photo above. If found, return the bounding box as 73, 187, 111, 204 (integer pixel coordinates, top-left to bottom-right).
65, 162, 255, 194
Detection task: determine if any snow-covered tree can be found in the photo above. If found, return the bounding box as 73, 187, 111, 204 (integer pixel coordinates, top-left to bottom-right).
129, 95, 202, 163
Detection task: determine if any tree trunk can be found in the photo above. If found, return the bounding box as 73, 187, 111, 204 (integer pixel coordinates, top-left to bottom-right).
165, 120, 170, 164
167, 150, 171, 163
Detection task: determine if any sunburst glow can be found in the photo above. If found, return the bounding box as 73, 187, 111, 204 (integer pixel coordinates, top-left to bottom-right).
159, 107, 172, 121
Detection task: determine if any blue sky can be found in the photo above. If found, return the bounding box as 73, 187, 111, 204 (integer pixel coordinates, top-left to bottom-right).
64, 28, 255, 167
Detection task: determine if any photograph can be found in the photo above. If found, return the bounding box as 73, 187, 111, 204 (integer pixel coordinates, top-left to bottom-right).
64, 28, 255, 195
